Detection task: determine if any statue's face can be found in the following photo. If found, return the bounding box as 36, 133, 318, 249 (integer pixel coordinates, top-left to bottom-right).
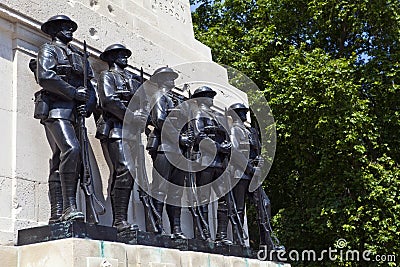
159, 77, 175, 90
54, 22, 74, 43
197, 96, 214, 108
236, 109, 247, 122
114, 51, 129, 69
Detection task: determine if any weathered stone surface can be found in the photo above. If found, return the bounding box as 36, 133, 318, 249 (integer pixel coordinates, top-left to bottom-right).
0, 177, 13, 220
86, 257, 119, 267
18, 239, 74, 267
1, 238, 291, 267
0, 245, 17, 267
13, 178, 36, 221
0, 238, 290, 267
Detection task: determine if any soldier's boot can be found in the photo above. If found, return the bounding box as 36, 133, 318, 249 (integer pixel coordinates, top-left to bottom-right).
259, 214, 275, 251
166, 204, 187, 239
215, 209, 233, 245
232, 211, 246, 246
60, 173, 84, 222
200, 210, 212, 241
259, 217, 284, 252
193, 205, 211, 241
152, 198, 165, 234
48, 179, 63, 224
112, 188, 138, 233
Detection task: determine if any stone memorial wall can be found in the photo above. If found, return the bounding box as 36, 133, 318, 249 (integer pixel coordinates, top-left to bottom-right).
0, 0, 247, 245
0, 1, 289, 266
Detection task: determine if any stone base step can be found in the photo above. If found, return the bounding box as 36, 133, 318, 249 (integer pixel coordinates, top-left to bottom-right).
2, 238, 291, 267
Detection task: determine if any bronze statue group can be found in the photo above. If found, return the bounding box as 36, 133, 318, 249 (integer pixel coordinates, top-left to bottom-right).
31, 15, 282, 252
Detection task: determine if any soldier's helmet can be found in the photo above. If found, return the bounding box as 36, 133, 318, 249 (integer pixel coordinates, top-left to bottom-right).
150, 67, 178, 83
100, 44, 132, 62
229, 103, 248, 112
191, 86, 217, 98
41, 15, 78, 36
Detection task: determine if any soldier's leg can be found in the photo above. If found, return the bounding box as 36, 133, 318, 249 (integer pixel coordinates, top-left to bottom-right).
45, 125, 63, 223
108, 139, 137, 232
194, 167, 215, 240
45, 119, 83, 221
151, 152, 174, 234
250, 187, 275, 250
215, 196, 232, 245
214, 167, 232, 245
232, 179, 249, 245
166, 166, 187, 239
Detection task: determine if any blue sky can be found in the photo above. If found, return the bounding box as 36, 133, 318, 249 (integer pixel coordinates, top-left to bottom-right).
190, 2, 201, 12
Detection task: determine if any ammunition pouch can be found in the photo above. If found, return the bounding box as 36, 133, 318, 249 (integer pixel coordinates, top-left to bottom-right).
69, 52, 84, 76
95, 115, 112, 140
55, 65, 73, 82
146, 130, 159, 151
115, 87, 133, 106
204, 125, 218, 134
33, 90, 49, 120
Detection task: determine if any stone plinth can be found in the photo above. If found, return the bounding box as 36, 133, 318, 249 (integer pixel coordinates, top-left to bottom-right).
2, 238, 290, 267
17, 222, 253, 259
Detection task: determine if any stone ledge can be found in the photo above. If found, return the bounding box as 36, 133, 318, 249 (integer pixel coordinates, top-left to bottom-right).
16, 222, 291, 266
6, 238, 291, 267
17, 221, 118, 246
17, 222, 252, 259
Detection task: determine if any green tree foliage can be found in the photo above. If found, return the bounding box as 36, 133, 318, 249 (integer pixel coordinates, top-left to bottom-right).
191, 0, 400, 266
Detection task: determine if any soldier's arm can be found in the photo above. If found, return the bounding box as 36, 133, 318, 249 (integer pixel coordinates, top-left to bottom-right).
192, 111, 206, 145
97, 71, 127, 121
37, 44, 77, 100
230, 126, 253, 174
84, 81, 97, 117
127, 71, 149, 111
150, 94, 168, 130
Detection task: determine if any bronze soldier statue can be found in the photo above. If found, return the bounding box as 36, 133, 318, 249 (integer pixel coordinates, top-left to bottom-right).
146, 67, 187, 239
228, 103, 283, 250
97, 44, 147, 232
36, 15, 97, 222
190, 86, 232, 241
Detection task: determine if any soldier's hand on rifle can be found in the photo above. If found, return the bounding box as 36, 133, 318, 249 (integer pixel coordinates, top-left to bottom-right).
180, 129, 195, 147
219, 140, 232, 154
126, 110, 148, 132
77, 104, 88, 117
74, 86, 89, 102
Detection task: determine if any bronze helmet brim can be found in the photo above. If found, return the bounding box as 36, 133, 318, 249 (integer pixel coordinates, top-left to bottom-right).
150, 67, 179, 83
41, 16, 78, 35
100, 48, 132, 62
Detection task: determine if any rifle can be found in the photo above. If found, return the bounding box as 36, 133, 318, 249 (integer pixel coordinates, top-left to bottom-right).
249, 124, 282, 249
79, 40, 106, 224
254, 186, 282, 249
135, 67, 163, 233
185, 87, 210, 241
222, 107, 248, 246
136, 127, 164, 233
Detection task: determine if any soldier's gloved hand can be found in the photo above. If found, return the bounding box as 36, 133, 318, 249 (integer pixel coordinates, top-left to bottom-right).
187, 128, 195, 142
74, 86, 89, 102
219, 141, 232, 154
126, 110, 148, 132
77, 104, 87, 117
180, 130, 195, 147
